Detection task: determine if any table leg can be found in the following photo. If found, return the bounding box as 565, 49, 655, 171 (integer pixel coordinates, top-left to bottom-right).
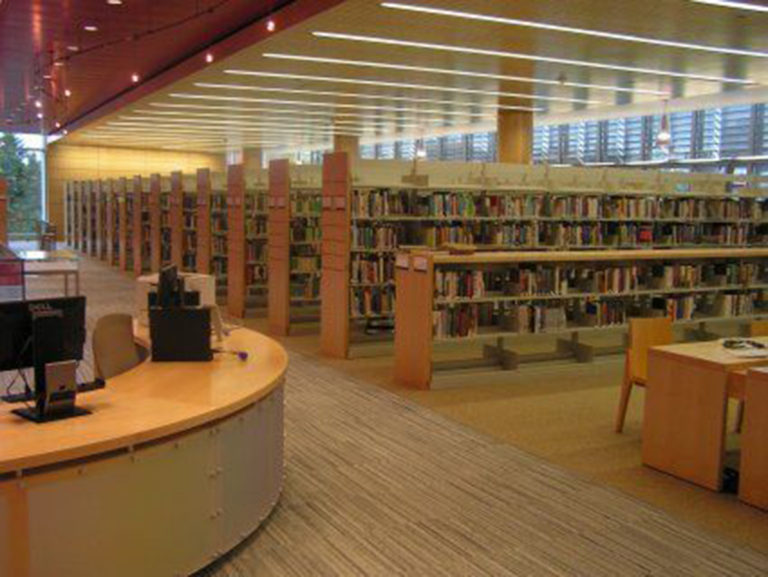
642, 351, 729, 491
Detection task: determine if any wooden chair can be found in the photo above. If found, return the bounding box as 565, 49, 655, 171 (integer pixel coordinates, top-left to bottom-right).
615, 317, 673, 433
92, 314, 147, 379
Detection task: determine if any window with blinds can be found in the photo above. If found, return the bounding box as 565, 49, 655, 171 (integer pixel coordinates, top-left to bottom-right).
424, 137, 441, 160
468, 132, 495, 162
720, 105, 753, 158
376, 142, 395, 160
533, 125, 549, 163
359, 144, 375, 159
606, 118, 626, 163
699, 108, 722, 159
396, 140, 416, 160
442, 134, 466, 161
623, 116, 645, 162
670, 111, 694, 160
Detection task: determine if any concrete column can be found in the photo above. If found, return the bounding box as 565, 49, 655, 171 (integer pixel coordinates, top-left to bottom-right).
497, 110, 533, 164
333, 135, 359, 159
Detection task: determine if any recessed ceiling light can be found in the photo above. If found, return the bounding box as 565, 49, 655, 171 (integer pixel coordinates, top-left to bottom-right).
34, 100, 42, 108
64, 89, 72, 97
170, 92, 497, 119
262, 53, 669, 96
36, 112, 43, 119
107, 0, 124, 5
312, 31, 756, 85
205, 53, 214, 64
223, 69, 598, 105
83, 24, 99, 32
381, 2, 768, 58
690, 0, 768, 12
131, 73, 140, 83
67, 45, 80, 52
266, 19, 276, 32
194, 82, 543, 112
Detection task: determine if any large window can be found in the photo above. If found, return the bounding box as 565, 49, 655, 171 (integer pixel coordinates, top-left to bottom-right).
0, 133, 44, 237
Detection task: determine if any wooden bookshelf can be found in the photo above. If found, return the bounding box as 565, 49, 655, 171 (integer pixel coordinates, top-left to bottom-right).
104, 180, 115, 266
64, 181, 72, 248
395, 248, 768, 389
94, 180, 105, 260
72, 181, 81, 251
196, 169, 212, 275
245, 169, 269, 311
320, 159, 768, 359
168, 172, 184, 270
148, 174, 162, 272
86, 180, 97, 257
118, 177, 132, 272
132, 175, 150, 277
0, 178, 7, 246
210, 171, 229, 293
227, 164, 246, 318
267, 160, 322, 335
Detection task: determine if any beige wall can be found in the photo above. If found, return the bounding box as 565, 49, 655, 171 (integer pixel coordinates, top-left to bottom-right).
46, 143, 226, 239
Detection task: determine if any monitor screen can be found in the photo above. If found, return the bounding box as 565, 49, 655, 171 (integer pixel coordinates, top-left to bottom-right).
0, 296, 86, 373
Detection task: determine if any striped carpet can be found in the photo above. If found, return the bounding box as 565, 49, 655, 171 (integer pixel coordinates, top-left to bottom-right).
23, 254, 768, 576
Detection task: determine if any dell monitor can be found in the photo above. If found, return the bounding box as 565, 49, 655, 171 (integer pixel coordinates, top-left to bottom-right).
0, 296, 88, 422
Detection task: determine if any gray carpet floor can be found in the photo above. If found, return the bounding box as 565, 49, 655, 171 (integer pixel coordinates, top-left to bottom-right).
22, 253, 768, 576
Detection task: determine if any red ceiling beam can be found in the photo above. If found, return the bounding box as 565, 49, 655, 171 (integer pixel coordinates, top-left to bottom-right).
62, 0, 346, 135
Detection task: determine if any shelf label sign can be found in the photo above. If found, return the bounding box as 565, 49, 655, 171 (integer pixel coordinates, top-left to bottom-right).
395, 254, 409, 270
413, 256, 428, 272
334, 197, 346, 210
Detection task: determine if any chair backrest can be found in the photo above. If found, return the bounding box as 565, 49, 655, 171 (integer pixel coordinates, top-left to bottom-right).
749, 320, 768, 337
92, 314, 143, 380
627, 317, 673, 382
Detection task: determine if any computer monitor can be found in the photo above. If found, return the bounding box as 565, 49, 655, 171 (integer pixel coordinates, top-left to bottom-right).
0, 296, 87, 422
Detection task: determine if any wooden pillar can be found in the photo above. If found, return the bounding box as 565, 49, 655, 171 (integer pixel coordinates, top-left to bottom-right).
267, 159, 291, 336
333, 135, 359, 159
497, 110, 533, 164
0, 178, 7, 245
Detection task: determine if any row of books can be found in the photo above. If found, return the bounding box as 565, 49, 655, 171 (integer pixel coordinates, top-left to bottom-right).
431, 293, 765, 339
247, 264, 268, 285
212, 236, 227, 257
246, 219, 268, 238
291, 195, 322, 216
246, 241, 266, 263
434, 264, 768, 300
351, 286, 395, 318
290, 255, 321, 273
351, 189, 768, 221
212, 259, 227, 277
290, 277, 320, 300
351, 255, 396, 285
184, 215, 196, 230
183, 194, 197, 211
291, 225, 321, 243
352, 226, 398, 250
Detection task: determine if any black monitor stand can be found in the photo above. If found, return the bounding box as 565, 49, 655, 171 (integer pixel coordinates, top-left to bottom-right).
11, 312, 91, 424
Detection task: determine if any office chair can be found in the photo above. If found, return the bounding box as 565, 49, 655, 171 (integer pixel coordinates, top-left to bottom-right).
92, 314, 147, 380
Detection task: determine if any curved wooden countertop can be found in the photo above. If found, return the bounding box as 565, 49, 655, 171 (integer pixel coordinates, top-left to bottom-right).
0, 327, 288, 475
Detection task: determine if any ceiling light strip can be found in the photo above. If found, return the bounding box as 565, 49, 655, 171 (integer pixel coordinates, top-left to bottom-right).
194, 82, 542, 111
690, 0, 768, 13
147, 102, 458, 124
223, 70, 598, 104
381, 2, 768, 58
262, 53, 669, 96
168, 92, 497, 118
312, 31, 755, 85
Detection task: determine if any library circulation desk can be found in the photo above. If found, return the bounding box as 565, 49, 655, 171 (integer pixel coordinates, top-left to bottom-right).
0, 327, 288, 577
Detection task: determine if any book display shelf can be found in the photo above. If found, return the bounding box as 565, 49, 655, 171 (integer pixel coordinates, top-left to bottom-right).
320, 156, 768, 359
95, 180, 107, 261
0, 179, 7, 245
267, 159, 322, 334
63, 181, 73, 248
195, 170, 229, 292
86, 180, 97, 257
394, 248, 768, 389
118, 177, 133, 272
170, 171, 198, 272
70, 181, 82, 251
109, 179, 121, 267
226, 165, 269, 318
151, 175, 172, 270
131, 176, 151, 277
167, 173, 184, 270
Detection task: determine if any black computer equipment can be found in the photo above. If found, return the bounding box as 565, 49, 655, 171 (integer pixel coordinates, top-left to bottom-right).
0, 296, 101, 423
148, 266, 212, 362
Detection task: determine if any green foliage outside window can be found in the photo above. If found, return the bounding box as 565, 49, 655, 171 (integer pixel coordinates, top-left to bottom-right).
0, 133, 42, 236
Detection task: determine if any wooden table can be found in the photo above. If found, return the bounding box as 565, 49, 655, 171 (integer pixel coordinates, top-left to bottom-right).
642, 337, 768, 491
0, 326, 288, 577
18, 249, 80, 297
742, 368, 768, 510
